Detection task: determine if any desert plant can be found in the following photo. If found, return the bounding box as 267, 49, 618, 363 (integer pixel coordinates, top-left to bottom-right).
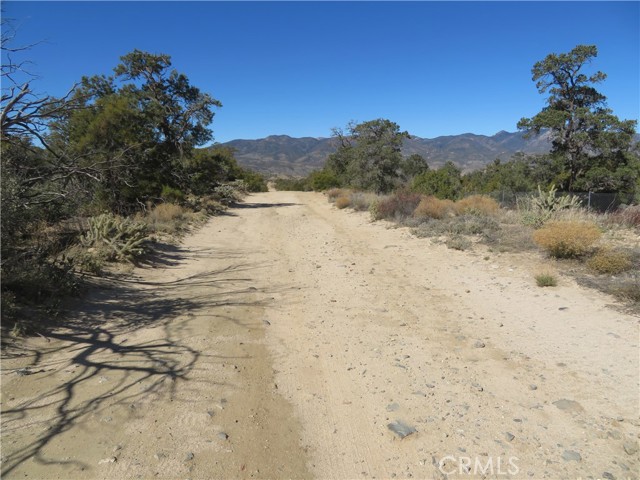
371, 190, 422, 221
413, 196, 455, 219
609, 205, 640, 228
532, 184, 582, 211
349, 192, 380, 212
81, 213, 149, 263
213, 184, 243, 205
335, 195, 352, 209
533, 220, 601, 258
609, 282, 640, 303
535, 273, 558, 287
200, 197, 226, 215
454, 195, 500, 216
520, 185, 582, 227
327, 188, 349, 202
587, 247, 633, 275
161, 185, 185, 203
149, 203, 187, 223
445, 234, 472, 251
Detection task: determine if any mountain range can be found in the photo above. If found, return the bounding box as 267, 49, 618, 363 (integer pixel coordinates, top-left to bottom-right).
219, 130, 555, 176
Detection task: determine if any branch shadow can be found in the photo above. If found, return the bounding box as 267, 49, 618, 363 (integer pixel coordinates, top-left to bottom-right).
1, 247, 282, 476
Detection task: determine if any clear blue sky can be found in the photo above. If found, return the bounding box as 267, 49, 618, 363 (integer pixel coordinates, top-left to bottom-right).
3, 1, 639, 143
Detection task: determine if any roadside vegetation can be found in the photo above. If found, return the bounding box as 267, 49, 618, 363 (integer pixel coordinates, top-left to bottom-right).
1, 28, 267, 334
277, 45, 640, 309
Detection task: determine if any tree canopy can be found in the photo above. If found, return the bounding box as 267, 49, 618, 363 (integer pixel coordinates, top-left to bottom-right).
325, 119, 410, 193
518, 45, 639, 193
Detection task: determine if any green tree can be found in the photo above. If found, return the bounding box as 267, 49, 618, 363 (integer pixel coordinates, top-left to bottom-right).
461, 154, 538, 195
49, 50, 223, 211
411, 161, 462, 199
326, 119, 409, 193
518, 45, 638, 193
400, 153, 430, 181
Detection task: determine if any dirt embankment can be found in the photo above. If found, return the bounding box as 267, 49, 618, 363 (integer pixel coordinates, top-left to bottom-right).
2, 191, 638, 479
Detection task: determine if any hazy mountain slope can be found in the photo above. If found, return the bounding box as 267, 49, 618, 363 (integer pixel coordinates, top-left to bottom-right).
219, 131, 554, 176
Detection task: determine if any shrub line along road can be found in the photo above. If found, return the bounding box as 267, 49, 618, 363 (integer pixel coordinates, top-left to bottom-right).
1, 191, 638, 479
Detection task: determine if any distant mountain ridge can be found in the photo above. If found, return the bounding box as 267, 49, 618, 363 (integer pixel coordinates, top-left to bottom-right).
219, 130, 555, 176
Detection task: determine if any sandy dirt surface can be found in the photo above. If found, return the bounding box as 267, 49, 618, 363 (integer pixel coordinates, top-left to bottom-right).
2, 191, 639, 479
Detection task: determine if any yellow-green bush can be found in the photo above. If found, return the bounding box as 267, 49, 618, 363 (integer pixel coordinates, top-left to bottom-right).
535, 272, 557, 287
454, 195, 500, 216
587, 247, 632, 275
413, 196, 455, 219
532, 221, 601, 258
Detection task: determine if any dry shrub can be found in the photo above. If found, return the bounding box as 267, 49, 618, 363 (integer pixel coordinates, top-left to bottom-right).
587, 247, 633, 275
414, 196, 455, 219
145, 203, 193, 235
533, 220, 601, 258
149, 203, 187, 223
455, 195, 500, 216
610, 205, 640, 228
445, 234, 471, 251
335, 195, 352, 209
327, 188, 349, 202
372, 191, 422, 221
350, 192, 380, 212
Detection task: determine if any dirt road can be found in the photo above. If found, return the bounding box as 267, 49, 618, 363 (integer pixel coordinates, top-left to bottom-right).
2, 191, 638, 479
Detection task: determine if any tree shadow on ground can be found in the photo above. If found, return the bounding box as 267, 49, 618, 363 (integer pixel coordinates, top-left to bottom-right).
1, 246, 282, 476
232, 202, 300, 209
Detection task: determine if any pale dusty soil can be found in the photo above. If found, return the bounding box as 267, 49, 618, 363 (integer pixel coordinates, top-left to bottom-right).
2, 191, 639, 480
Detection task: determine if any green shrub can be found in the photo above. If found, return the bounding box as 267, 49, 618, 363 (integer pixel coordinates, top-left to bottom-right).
535, 273, 558, 287
533, 220, 601, 258
587, 248, 633, 275
161, 185, 185, 203
308, 169, 340, 191
411, 161, 462, 199
239, 172, 268, 192
274, 177, 310, 191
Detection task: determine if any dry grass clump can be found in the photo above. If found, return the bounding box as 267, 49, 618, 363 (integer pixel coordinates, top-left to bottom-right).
609, 205, 640, 228
533, 220, 601, 258
587, 247, 633, 275
145, 203, 196, 235
413, 196, 455, 219
454, 195, 500, 216
327, 188, 349, 202
335, 195, 352, 209
148, 203, 187, 223
483, 222, 537, 253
